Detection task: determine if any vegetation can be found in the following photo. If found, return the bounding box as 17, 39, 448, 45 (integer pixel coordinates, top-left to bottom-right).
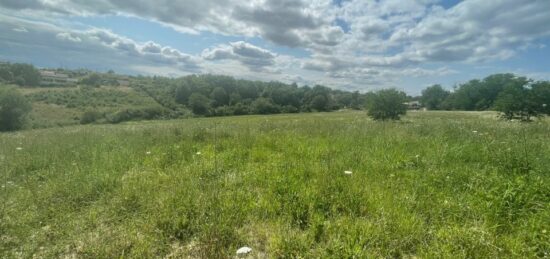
420, 84, 449, 110
1, 61, 550, 130
0, 62, 41, 87
0, 86, 32, 131
366, 88, 407, 120
1, 111, 548, 258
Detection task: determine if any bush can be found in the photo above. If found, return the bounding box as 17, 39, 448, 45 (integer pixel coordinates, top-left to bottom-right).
106, 107, 168, 124
252, 97, 280, 114
0, 86, 32, 131
80, 110, 103, 124
366, 89, 407, 121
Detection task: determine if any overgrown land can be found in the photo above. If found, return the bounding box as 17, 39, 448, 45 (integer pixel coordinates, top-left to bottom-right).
1, 62, 549, 130
1, 111, 548, 258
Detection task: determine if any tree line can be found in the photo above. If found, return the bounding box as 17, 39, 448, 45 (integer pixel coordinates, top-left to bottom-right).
1, 61, 550, 131
420, 74, 550, 120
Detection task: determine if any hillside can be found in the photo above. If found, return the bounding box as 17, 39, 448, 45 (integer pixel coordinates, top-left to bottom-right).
1, 111, 548, 258
20, 86, 174, 128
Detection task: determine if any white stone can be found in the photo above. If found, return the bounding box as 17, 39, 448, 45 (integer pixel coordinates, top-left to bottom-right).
236, 246, 252, 256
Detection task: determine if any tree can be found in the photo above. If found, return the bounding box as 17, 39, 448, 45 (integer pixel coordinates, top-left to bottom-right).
188, 93, 211, 116
252, 97, 279, 114
493, 84, 537, 121
81, 73, 102, 87
310, 95, 329, 111
210, 87, 229, 107
420, 84, 449, 110
9, 63, 41, 87
366, 89, 407, 120
530, 81, 550, 115
0, 86, 32, 131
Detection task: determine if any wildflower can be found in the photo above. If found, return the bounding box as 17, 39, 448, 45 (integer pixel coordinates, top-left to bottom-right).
472, 130, 478, 133
16, 147, 23, 151
236, 246, 252, 256
196, 151, 202, 155
146, 151, 151, 155
344, 170, 353, 175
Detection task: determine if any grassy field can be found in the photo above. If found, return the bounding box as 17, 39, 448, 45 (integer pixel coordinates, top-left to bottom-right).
1, 111, 549, 258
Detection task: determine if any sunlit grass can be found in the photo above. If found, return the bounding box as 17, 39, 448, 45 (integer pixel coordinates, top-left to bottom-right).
1, 111, 549, 258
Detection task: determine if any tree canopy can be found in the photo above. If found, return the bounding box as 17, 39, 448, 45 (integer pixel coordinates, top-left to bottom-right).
0, 86, 32, 131
366, 89, 407, 120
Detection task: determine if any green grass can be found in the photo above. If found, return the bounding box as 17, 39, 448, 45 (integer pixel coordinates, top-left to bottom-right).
21, 86, 168, 128
1, 111, 549, 258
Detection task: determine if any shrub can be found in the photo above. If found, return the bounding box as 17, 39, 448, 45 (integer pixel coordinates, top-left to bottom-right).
0, 86, 32, 131
80, 110, 103, 124
366, 89, 407, 120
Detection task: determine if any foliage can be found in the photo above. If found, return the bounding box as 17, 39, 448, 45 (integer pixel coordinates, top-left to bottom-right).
421, 84, 450, 110
188, 93, 211, 116
80, 110, 103, 124
366, 89, 407, 120
80, 73, 102, 87
0, 86, 32, 131
0, 62, 41, 86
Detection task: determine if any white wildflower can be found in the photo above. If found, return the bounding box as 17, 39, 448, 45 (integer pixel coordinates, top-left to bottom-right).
146, 151, 151, 155
196, 151, 202, 155
472, 130, 478, 133
344, 170, 353, 175
236, 246, 252, 256
16, 147, 23, 151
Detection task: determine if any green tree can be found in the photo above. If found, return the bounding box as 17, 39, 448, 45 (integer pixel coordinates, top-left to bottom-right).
81, 73, 102, 87
366, 89, 407, 120
530, 81, 550, 115
494, 84, 537, 121
311, 95, 329, 111
188, 93, 211, 116
0, 86, 32, 131
252, 97, 279, 114
210, 87, 229, 107
9, 63, 41, 86
421, 84, 449, 110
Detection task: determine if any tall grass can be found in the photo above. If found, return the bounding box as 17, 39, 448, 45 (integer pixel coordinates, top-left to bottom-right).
1, 111, 549, 258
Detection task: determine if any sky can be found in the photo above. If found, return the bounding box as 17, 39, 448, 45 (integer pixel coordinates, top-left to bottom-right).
1, 0, 550, 94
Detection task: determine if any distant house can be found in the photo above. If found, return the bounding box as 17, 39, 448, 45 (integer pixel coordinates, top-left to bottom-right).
40, 70, 78, 86
404, 101, 422, 110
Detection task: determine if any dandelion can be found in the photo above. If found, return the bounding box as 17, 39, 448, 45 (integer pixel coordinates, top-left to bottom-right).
344, 170, 353, 175
236, 246, 252, 256
16, 147, 23, 151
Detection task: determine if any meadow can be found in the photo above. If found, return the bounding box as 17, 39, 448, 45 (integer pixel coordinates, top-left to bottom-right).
1, 111, 549, 258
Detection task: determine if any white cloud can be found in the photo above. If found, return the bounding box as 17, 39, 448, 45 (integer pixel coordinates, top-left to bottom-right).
202, 41, 278, 72
1, 0, 550, 92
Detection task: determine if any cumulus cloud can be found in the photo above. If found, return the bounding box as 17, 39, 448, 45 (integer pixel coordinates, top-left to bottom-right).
1, 0, 550, 92
0, 14, 201, 73
202, 41, 277, 71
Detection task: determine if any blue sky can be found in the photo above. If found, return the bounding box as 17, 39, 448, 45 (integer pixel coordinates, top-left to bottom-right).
1, 0, 549, 94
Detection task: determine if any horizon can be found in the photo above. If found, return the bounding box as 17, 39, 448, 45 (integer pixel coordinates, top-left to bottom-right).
1, 0, 550, 95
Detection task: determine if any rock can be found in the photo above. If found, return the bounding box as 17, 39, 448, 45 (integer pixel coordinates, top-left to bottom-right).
236, 246, 252, 257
